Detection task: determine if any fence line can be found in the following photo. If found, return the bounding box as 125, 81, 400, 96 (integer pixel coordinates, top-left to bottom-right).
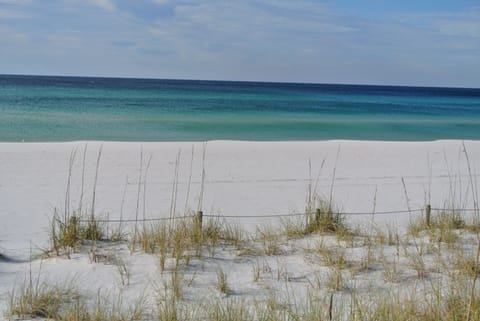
431, 208, 478, 212
204, 209, 422, 219
78, 215, 192, 223
77, 206, 478, 224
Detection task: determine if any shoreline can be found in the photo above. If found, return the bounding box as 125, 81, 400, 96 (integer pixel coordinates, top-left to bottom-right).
2, 138, 480, 144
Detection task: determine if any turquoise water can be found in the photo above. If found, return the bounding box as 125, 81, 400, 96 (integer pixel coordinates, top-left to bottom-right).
1, 75, 479, 141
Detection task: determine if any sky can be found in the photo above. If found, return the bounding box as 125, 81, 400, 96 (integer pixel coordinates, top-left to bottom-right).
0, 0, 479, 87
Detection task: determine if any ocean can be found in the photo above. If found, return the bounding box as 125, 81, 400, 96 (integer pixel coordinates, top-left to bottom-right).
1, 74, 479, 142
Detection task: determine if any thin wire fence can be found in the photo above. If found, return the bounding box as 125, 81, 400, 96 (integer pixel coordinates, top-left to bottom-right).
77, 206, 479, 223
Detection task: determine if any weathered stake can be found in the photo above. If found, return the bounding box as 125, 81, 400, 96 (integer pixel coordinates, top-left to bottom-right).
426, 204, 431, 227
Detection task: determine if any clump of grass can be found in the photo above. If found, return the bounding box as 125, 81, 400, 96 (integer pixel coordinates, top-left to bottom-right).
49, 145, 107, 258
304, 151, 349, 237
381, 255, 402, 283
296, 292, 332, 321
353, 287, 480, 321
257, 225, 283, 256
158, 225, 169, 272
83, 215, 104, 242
115, 258, 130, 286
216, 267, 229, 295
311, 242, 349, 291
171, 221, 191, 268
50, 209, 105, 257
157, 292, 183, 321
201, 217, 247, 254
202, 218, 222, 256
409, 208, 466, 237
108, 226, 127, 243
171, 269, 183, 300
327, 268, 346, 292
452, 248, 480, 278
8, 265, 146, 321
51, 210, 80, 256
138, 224, 158, 254
437, 210, 466, 229
252, 260, 261, 282
219, 221, 246, 248
7, 280, 77, 320
406, 249, 429, 279
281, 216, 307, 238
131, 216, 245, 262
318, 247, 348, 270
207, 299, 252, 321
62, 293, 146, 321
127, 216, 251, 287
305, 199, 349, 236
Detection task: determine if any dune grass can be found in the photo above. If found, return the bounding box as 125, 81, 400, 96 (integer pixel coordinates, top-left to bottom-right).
37, 176, 480, 321
7, 281, 75, 319
9, 144, 480, 321
8, 205, 480, 321
7, 282, 146, 321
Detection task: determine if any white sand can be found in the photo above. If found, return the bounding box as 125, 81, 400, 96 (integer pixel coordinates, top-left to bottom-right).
1, 140, 479, 318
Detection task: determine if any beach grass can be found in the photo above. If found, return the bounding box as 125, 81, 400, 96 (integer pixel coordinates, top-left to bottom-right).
4, 141, 480, 321
8, 203, 480, 321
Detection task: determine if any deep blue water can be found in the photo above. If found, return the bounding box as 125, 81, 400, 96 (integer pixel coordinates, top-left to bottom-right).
1, 74, 479, 141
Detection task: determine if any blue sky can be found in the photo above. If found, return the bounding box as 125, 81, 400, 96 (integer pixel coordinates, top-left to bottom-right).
0, 0, 479, 87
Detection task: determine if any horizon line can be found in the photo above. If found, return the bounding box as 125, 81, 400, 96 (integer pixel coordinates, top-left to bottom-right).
1, 73, 479, 90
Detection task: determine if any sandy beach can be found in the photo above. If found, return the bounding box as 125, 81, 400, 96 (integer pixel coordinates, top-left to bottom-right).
2, 0, 479, 318
1, 139, 480, 319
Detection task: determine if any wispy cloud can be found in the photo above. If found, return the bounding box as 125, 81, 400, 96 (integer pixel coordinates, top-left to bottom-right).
0, 0, 478, 87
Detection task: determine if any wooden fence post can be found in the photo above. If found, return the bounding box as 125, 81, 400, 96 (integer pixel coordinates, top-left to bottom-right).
426, 204, 431, 227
